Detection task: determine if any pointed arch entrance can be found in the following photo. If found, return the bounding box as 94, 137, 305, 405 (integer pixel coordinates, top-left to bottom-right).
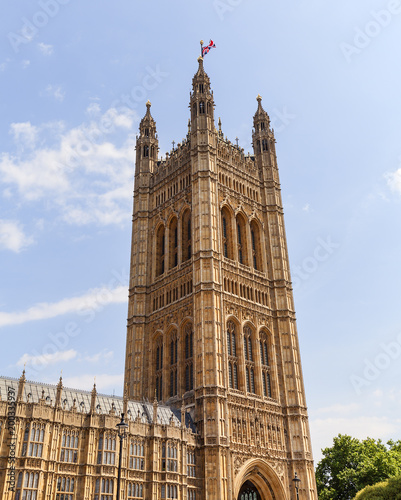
234, 459, 288, 500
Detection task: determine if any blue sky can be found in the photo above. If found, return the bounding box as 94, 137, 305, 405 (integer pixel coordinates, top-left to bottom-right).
1, 0, 401, 462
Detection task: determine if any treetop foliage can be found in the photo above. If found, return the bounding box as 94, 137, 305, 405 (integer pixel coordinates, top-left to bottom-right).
316, 434, 401, 500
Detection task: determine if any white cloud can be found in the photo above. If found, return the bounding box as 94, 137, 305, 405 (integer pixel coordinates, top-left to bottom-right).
38, 42, 53, 56
21, 60, 30, 69
386, 167, 401, 194
83, 349, 114, 363
302, 203, 310, 212
0, 108, 137, 225
63, 373, 123, 393
0, 219, 34, 252
44, 84, 65, 102
314, 403, 359, 415
10, 122, 38, 149
17, 349, 77, 367
0, 285, 127, 328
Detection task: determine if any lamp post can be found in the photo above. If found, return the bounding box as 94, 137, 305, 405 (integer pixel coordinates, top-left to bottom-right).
116, 412, 128, 500
293, 472, 301, 500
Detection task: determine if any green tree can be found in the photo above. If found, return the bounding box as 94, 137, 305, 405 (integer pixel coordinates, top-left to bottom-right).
354, 475, 401, 499
316, 434, 401, 500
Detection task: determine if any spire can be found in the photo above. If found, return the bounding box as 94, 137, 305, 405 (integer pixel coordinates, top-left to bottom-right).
190, 58, 215, 133
55, 375, 63, 408
90, 381, 97, 414
136, 101, 158, 176
252, 94, 274, 158
253, 94, 270, 127
153, 392, 158, 424
17, 368, 26, 402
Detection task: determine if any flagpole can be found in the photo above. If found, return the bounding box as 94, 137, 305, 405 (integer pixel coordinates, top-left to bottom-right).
200, 40, 204, 57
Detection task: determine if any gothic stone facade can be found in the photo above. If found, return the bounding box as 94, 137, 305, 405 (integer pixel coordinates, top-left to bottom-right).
0, 59, 317, 500
0, 375, 198, 500
124, 58, 317, 500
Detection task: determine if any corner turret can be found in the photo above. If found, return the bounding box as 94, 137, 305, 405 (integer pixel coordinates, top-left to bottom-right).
135, 101, 158, 177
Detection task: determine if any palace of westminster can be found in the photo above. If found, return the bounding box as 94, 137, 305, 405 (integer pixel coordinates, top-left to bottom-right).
0, 58, 317, 499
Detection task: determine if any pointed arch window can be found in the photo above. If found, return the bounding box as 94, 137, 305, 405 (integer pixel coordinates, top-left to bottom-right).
260, 331, 272, 398
199, 101, 205, 114
250, 220, 263, 271
143, 145, 149, 157
199, 83, 204, 93
262, 139, 268, 151
144, 128, 149, 137
236, 214, 249, 266
227, 321, 238, 390
15, 472, 39, 500
182, 209, 192, 262
155, 337, 163, 401
221, 207, 233, 260
169, 332, 178, 398
244, 326, 256, 394
156, 225, 165, 277
184, 324, 194, 392
169, 218, 178, 269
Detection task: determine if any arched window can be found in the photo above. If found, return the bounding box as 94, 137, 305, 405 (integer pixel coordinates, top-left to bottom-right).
239, 480, 261, 500
221, 207, 233, 260
144, 128, 149, 137
169, 217, 178, 269
199, 101, 205, 114
260, 331, 272, 398
227, 321, 238, 390
143, 145, 149, 157
199, 83, 204, 93
250, 220, 263, 271
15, 472, 40, 500
236, 214, 249, 266
169, 331, 178, 398
156, 225, 165, 277
182, 209, 192, 262
184, 324, 194, 392
155, 337, 163, 401
262, 139, 268, 151
244, 326, 256, 393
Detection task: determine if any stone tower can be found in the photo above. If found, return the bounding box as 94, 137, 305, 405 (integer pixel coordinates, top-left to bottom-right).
124, 57, 317, 500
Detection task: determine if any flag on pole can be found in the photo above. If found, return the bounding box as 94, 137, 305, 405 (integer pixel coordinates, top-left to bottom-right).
202, 40, 216, 57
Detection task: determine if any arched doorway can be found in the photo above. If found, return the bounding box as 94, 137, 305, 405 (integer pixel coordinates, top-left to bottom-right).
234, 459, 288, 500
238, 480, 261, 500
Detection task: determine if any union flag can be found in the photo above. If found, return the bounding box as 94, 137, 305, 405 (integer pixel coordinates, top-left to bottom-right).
202, 40, 216, 57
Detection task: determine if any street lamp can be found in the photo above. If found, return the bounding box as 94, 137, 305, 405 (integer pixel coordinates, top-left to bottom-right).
293, 472, 301, 500
116, 412, 129, 500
